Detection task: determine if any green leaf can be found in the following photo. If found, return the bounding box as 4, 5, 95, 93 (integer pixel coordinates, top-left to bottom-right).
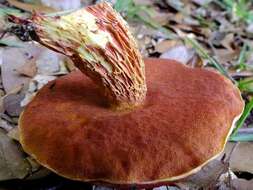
217, 0, 253, 23
237, 43, 248, 68
114, 0, 133, 13
0, 7, 24, 17
0, 39, 24, 48
231, 98, 253, 137
229, 133, 253, 141
238, 78, 253, 92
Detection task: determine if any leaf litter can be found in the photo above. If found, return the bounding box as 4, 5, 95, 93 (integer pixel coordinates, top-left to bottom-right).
0, 0, 253, 189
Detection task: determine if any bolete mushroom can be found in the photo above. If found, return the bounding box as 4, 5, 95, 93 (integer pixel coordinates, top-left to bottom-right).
18, 2, 244, 188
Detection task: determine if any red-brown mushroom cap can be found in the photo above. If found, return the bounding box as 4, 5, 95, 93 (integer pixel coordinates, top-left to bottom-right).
18, 2, 244, 188
19, 58, 243, 186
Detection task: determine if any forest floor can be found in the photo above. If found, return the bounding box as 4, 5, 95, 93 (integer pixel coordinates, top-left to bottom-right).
0, 0, 253, 189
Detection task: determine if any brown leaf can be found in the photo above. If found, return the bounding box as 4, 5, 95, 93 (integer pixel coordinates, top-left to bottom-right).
7, 0, 55, 13
64, 57, 76, 72
214, 49, 239, 64
220, 33, 234, 51
151, 12, 171, 26
15, 59, 37, 78
0, 83, 24, 115
210, 31, 226, 46
7, 84, 24, 95
186, 54, 204, 68
1, 42, 42, 93
25, 157, 51, 180
172, 12, 184, 24
225, 142, 253, 174
0, 89, 5, 114
232, 178, 253, 190
0, 119, 14, 132
0, 99, 4, 114
7, 127, 20, 142
177, 159, 228, 189
155, 40, 180, 53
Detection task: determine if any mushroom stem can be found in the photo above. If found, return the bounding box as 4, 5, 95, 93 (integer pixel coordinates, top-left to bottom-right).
31, 2, 147, 110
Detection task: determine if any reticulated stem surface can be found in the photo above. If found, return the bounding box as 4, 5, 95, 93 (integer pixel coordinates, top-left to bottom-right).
32, 2, 147, 110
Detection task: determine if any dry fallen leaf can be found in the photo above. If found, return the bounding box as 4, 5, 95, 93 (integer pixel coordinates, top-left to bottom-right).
160, 45, 195, 64
25, 157, 51, 180
134, 0, 154, 5
33, 75, 56, 90
216, 170, 238, 190
0, 119, 13, 132
0, 129, 30, 181
210, 31, 226, 46
7, 0, 55, 13
186, 54, 203, 68
214, 49, 239, 65
177, 159, 228, 189
1, 43, 42, 93
151, 11, 171, 26
246, 24, 253, 36
225, 142, 253, 174
220, 33, 234, 51
158, 186, 181, 190
0, 49, 3, 66
231, 178, 253, 190
0, 83, 23, 115
1, 1, 253, 189
0, 97, 4, 114
191, 0, 212, 5
41, 0, 82, 10
64, 57, 76, 72
7, 127, 19, 142
93, 186, 114, 190
3, 93, 24, 117
230, 71, 253, 78
15, 59, 37, 78
155, 40, 180, 53
36, 49, 61, 75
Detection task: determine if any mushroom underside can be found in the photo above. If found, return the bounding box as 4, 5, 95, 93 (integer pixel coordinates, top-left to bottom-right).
19, 58, 244, 187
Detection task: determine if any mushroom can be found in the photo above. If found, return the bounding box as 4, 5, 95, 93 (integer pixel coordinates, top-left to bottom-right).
18, 2, 244, 188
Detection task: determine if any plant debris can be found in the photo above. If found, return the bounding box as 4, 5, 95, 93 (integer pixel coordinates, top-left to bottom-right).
0, 0, 253, 189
